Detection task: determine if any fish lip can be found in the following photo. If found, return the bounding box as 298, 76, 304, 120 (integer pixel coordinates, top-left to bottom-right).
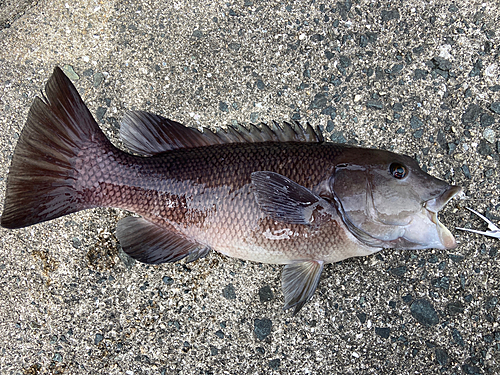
424, 185, 463, 213
423, 185, 462, 250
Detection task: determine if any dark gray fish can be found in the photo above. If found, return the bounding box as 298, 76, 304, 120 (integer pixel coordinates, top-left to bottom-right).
0, 68, 462, 314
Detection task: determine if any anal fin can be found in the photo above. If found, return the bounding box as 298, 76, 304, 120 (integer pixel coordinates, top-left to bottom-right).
116, 216, 210, 264
282, 260, 324, 315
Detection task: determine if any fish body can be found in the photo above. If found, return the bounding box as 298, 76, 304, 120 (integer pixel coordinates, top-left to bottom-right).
73, 140, 375, 265
1, 68, 462, 313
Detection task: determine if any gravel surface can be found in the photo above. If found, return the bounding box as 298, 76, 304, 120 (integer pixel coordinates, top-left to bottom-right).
0, 0, 499, 374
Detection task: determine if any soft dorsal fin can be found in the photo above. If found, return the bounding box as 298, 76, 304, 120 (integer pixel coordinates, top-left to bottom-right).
120, 111, 213, 156
119, 110, 323, 156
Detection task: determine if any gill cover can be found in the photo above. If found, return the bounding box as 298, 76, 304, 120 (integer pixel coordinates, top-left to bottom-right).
329, 149, 461, 250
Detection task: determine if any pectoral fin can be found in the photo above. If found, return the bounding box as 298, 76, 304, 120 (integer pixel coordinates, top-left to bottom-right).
282, 260, 324, 315
251, 171, 322, 225
116, 217, 210, 264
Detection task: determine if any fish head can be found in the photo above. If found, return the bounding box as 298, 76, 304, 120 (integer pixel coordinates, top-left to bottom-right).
328, 148, 462, 250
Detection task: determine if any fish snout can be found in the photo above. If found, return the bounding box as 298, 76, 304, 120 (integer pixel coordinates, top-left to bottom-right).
424, 185, 463, 213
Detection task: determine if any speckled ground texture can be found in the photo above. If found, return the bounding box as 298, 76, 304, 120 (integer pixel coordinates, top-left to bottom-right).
0, 0, 499, 374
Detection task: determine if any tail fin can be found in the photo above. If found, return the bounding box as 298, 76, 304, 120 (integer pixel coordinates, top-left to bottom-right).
1, 67, 110, 229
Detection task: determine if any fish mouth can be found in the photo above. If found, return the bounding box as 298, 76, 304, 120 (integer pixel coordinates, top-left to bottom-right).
423, 185, 463, 249
425, 185, 463, 213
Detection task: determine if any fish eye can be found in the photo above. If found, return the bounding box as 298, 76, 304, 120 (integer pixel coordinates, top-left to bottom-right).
389, 163, 408, 179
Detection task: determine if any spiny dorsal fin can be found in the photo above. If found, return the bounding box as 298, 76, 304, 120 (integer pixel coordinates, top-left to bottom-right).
120, 110, 323, 156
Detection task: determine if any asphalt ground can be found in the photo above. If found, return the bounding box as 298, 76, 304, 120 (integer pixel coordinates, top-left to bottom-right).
0, 0, 499, 374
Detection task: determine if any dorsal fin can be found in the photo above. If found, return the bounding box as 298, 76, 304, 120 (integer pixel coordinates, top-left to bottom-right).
119, 110, 323, 156
120, 111, 213, 156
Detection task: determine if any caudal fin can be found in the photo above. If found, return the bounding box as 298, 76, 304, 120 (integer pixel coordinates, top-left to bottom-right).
1, 67, 110, 229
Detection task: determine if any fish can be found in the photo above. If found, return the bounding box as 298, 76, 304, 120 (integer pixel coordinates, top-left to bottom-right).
0, 67, 462, 314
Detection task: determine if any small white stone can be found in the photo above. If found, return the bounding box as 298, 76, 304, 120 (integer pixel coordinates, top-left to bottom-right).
438, 44, 453, 60
354, 94, 362, 102
485, 64, 497, 77
352, 352, 360, 358
483, 128, 496, 144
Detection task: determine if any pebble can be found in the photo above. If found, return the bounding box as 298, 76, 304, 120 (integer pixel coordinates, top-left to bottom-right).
413, 129, 423, 139
483, 128, 496, 144
431, 276, 450, 290
162, 276, 173, 285
410, 115, 423, 129
452, 328, 464, 346
485, 296, 498, 310
461, 164, 471, 179
215, 330, 224, 339
62, 65, 79, 80
219, 101, 229, 112
95, 333, 104, 345
309, 92, 328, 109
448, 254, 464, 263
321, 106, 337, 120
72, 237, 81, 249
222, 283, 236, 300
375, 327, 390, 339
462, 364, 481, 374
428, 253, 439, 263
480, 113, 495, 127
402, 294, 413, 304
93, 72, 104, 87
326, 120, 334, 132
446, 301, 464, 316
462, 104, 481, 125
96, 107, 107, 121
356, 311, 367, 324
469, 59, 482, 77
381, 8, 400, 22
490, 102, 500, 114
431, 56, 452, 71
410, 299, 439, 326
414, 69, 428, 80
389, 266, 407, 276
269, 359, 281, 370
259, 285, 274, 302
338, 55, 351, 68
254, 318, 272, 341
366, 100, 383, 109
435, 348, 449, 366
330, 131, 347, 143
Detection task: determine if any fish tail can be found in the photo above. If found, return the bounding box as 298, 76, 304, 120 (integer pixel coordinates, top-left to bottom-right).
1, 67, 112, 229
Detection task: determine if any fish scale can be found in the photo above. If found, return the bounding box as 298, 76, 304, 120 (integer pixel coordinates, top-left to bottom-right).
79, 140, 356, 264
